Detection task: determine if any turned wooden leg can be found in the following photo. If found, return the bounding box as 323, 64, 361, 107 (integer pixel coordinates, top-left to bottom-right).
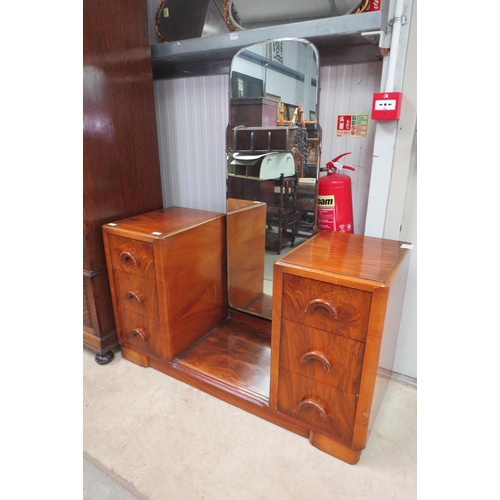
95, 351, 114, 364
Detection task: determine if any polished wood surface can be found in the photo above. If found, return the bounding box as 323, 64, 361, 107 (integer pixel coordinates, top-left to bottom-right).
227, 199, 266, 313
281, 274, 372, 342
103, 207, 224, 242
83, 0, 163, 358
279, 231, 409, 284
242, 293, 273, 319
352, 251, 411, 451
177, 317, 271, 401
309, 431, 361, 465
116, 307, 164, 359
230, 97, 279, 129
83, 272, 117, 356
278, 367, 357, 442
103, 207, 228, 362
107, 209, 411, 465
280, 319, 365, 395
271, 230, 411, 459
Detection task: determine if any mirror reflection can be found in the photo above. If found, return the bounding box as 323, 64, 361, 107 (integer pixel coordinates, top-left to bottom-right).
224, 1, 364, 31
226, 38, 321, 319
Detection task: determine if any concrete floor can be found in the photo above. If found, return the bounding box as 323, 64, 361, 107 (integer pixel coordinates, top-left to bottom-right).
83, 345, 417, 500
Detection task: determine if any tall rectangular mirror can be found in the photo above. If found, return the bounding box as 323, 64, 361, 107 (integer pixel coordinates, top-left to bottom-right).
226, 38, 321, 320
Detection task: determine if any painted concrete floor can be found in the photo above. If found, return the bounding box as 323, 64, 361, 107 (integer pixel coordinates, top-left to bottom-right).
83, 346, 416, 500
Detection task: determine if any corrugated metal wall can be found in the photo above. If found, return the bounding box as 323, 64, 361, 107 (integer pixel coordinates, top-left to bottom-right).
318, 62, 382, 234
153, 61, 382, 230
153, 75, 229, 213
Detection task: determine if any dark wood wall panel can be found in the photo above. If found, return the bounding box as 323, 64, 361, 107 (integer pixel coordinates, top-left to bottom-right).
83, 0, 164, 361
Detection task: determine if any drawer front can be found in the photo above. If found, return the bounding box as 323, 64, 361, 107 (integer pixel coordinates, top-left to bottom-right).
280, 320, 365, 395
116, 308, 164, 358
278, 367, 357, 442
112, 270, 159, 320
281, 274, 371, 342
107, 234, 155, 279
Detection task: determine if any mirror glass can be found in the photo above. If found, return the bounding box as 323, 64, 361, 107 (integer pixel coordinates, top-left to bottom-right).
226, 38, 321, 320
224, 1, 364, 31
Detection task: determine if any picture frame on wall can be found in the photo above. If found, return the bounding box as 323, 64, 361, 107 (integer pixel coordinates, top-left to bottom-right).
268, 41, 284, 64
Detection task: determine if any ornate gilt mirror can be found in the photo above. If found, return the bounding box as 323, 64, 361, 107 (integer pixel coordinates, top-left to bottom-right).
225, 38, 321, 320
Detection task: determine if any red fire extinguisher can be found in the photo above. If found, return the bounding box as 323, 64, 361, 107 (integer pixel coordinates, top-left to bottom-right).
317, 152, 355, 233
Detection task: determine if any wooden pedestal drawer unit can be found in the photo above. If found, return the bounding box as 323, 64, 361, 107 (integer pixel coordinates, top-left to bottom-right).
102, 207, 228, 363
270, 231, 411, 464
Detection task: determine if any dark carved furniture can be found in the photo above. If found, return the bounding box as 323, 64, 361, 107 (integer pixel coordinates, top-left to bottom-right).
83, 0, 163, 363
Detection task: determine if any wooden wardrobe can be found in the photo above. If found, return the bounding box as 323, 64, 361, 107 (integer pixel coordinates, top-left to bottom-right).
83, 0, 164, 363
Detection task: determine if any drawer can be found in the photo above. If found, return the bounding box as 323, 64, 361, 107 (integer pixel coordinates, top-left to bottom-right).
280, 319, 365, 395
116, 308, 165, 358
277, 367, 357, 442
107, 234, 155, 279
112, 270, 159, 320
281, 274, 371, 342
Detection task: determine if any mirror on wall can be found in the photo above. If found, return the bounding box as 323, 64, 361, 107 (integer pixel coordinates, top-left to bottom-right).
225, 38, 321, 320
223, 1, 366, 31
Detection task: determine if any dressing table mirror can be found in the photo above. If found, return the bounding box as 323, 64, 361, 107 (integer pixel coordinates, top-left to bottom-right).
102, 37, 411, 465
226, 38, 321, 320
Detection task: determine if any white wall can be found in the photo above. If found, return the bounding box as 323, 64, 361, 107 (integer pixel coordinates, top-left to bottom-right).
153, 75, 228, 213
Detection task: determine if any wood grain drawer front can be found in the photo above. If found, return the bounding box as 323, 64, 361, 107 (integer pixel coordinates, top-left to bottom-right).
278, 367, 357, 442
116, 308, 164, 358
281, 274, 372, 342
280, 320, 365, 395
113, 270, 159, 320
108, 234, 155, 279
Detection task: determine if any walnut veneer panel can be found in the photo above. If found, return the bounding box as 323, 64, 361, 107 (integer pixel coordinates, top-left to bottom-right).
116, 308, 165, 359
281, 274, 372, 342
103, 207, 229, 362
106, 213, 411, 465
279, 231, 408, 285
280, 319, 365, 395
176, 317, 271, 400
107, 236, 156, 280
226, 199, 266, 313
278, 367, 357, 442
271, 230, 411, 460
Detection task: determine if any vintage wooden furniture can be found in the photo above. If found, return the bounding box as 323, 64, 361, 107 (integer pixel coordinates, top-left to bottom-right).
227, 174, 297, 254
103, 206, 411, 464
264, 174, 297, 254
295, 180, 317, 238
102, 207, 228, 364
83, 0, 163, 363
226, 198, 270, 317
230, 97, 279, 129
270, 230, 410, 463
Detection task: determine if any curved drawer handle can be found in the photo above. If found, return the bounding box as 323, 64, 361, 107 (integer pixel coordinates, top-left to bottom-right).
124, 291, 144, 305
305, 299, 337, 319
300, 351, 332, 372
128, 328, 148, 342
297, 398, 328, 421
119, 251, 138, 267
